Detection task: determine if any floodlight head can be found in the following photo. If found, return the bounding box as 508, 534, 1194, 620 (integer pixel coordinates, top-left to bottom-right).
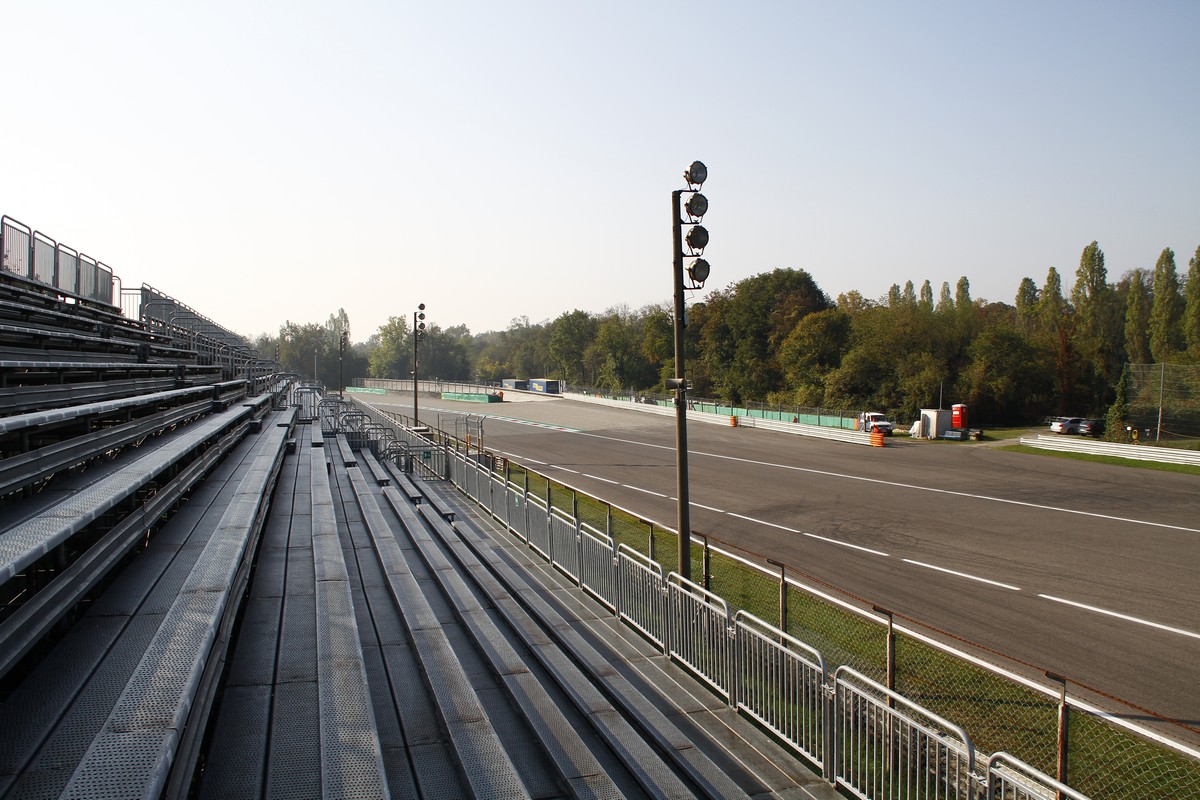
688, 258, 711, 286
685, 225, 709, 252
418, 303, 426, 311
684, 160, 707, 188
684, 193, 708, 221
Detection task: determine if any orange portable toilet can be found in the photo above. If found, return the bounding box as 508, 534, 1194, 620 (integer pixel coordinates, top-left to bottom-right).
952, 403, 967, 429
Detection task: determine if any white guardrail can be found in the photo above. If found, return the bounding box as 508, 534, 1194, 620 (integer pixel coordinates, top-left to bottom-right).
1019, 434, 1200, 466
564, 392, 878, 446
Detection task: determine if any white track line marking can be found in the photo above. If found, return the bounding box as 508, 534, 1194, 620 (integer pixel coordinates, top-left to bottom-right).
727, 513, 799, 532
690, 502, 726, 513
801, 532, 889, 557
582, 473, 620, 485
903, 559, 1021, 591
565, 431, 1200, 535
625, 485, 669, 498
1038, 594, 1200, 640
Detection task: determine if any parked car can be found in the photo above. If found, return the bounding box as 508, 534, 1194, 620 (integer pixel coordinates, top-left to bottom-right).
858, 412, 895, 435
1050, 417, 1083, 434
1077, 418, 1106, 437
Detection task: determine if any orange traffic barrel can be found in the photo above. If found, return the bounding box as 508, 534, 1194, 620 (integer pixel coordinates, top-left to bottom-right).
870, 431, 885, 447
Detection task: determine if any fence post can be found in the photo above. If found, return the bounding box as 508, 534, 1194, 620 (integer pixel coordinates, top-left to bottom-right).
702, 535, 711, 592
546, 480, 554, 561
1048, 671, 1070, 798
522, 470, 530, 544
874, 605, 896, 701
768, 558, 787, 641
572, 489, 583, 588
648, 520, 655, 562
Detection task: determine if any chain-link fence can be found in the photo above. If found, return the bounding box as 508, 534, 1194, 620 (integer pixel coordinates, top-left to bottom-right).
1127, 363, 1200, 443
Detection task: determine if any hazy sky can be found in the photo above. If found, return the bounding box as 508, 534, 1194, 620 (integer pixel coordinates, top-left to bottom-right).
4, 1, 1197, 341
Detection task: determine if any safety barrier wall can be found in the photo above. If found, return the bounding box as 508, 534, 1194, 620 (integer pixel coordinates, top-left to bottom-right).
1, 215, 116, 305
566, 392, 879, 445
1019, 434, 1200, 466
350, 397, 1200, 800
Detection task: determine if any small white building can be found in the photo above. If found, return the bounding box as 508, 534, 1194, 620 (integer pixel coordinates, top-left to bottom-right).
915, 408, 953, 439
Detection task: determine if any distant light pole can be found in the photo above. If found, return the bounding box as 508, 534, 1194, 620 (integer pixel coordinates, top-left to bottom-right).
338, 325, 349, 397
670, 160, 711, 582
413, 303, 426, 426
313, 348, 318, 386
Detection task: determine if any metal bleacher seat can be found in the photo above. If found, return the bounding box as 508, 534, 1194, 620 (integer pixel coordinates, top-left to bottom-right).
0, 408, 294, 799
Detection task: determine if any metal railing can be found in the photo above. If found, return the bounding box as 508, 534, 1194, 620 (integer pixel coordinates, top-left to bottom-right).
1019, 434, 1200, 466
1, 214, 117, 306
834, 666, 975, 799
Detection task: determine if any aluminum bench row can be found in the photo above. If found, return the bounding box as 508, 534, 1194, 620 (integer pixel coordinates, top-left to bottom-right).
0, 383, 222, 436
195, 426, 389, 798
0, 360, 221, 388
335, 433, 357, 467
0, 321, 195, 363
0, 273, 126, 328
375, 450, 425, 504
0, 398, 286, 584
0, 296, 162, 348
0, 395, 215, 502
0, 408, 295, 799
0, 375, 181, 416
357, 450, 755, 798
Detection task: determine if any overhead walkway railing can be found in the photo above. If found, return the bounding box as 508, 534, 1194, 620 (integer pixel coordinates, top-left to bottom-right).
0, 215, 117, 306
124, 284, 273, 382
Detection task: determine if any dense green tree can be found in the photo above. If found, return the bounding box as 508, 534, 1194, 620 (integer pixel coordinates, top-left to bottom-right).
918, 280, 934, 312
277, 318, 347, 388
961, 324, 1054, 424
1014, 277, 1039, 335
1035, 267, 1076, 411
639, 306, 673, 381
1149, 248, 1185, 362
420, 323, 472, 380
1184, 245, 1200, 360
698, 268, 831, 403
1070, 241, 1121, 410
547, 309, 597, 385
1104, 364, 1132, 442
592, 305, 650, 390
835, 290, 872, 316
776, 307, 851, 406
935, 281, 954, 315
1123, 270, 1152, 364
500, 317, 551, 379
368, 316, 411, 379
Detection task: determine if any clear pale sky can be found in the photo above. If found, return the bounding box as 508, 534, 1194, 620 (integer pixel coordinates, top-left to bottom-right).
4, 1, 1197, 341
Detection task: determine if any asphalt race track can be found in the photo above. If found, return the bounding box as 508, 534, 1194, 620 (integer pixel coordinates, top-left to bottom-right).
383, 393, 1200, 743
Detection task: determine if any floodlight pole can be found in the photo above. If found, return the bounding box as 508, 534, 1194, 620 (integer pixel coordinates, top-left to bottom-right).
672, 188, 692, 581
413, 310, 420, 427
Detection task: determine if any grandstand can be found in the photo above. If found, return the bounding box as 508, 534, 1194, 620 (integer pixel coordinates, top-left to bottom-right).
0, 219, 839, 798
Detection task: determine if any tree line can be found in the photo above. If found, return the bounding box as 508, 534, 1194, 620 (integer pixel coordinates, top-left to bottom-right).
254, 241, 1200, 428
